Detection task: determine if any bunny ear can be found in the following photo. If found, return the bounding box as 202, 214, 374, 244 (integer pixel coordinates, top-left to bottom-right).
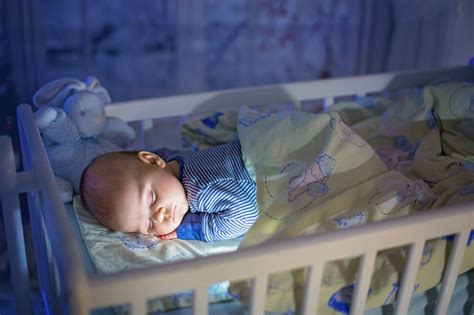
84, 76, 100, 90
85, 76, 112, 104
91, 86, 112, 105
33, 77, 86, 108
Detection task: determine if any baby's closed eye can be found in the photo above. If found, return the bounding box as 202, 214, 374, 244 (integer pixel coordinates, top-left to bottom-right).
147, 218, 154, 232
149, 189, 156, 206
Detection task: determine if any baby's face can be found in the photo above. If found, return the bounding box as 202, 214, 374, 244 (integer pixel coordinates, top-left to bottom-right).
110, 153, 188, 237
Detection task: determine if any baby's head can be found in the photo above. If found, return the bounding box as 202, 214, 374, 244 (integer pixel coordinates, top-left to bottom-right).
80, 151, 188, 237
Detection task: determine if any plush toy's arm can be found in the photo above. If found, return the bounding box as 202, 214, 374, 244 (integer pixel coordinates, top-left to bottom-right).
102, 117, 136, 149
35, 106, 58, 129
55, 176, 73, 203
35, 107, 81, 145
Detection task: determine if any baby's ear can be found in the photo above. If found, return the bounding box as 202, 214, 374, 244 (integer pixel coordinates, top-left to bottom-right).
137, 151, 166, 168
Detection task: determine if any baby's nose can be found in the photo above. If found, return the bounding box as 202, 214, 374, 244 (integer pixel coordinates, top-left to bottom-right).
153, 207, 166, 223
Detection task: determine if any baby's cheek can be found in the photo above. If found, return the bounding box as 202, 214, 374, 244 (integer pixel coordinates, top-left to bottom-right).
155, 222, 178, 236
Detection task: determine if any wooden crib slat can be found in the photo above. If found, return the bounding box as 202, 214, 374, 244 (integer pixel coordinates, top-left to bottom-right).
130, 300, 147, 315
301, 264, 324, 315
323, 96, 335, 109
0, 136, 33, 315
434, 230, 470, 315
350, 251, 376, 315
193, 285, 209, 315
394, 241, 424, 315
1, 192, 33, 315
250, 274, 268, 315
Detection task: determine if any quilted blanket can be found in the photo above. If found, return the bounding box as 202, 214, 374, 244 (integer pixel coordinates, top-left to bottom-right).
182, 81, 474, 314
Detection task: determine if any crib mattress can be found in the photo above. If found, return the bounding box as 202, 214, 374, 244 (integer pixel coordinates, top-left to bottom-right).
65, 202, 97, 276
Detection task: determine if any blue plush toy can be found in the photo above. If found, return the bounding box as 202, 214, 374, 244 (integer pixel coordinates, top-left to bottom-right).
33, 77, 136, 202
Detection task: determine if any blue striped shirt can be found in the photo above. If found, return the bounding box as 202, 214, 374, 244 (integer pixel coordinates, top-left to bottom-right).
172, 142, 258, 241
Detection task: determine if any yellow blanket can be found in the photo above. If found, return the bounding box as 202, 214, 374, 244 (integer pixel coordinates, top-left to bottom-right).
182, 82, 474, 314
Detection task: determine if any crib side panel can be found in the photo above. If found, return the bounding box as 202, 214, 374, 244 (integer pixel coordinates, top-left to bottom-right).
19, 126, 62, 314
15, 104, 91, 315
87, 204, 473, 315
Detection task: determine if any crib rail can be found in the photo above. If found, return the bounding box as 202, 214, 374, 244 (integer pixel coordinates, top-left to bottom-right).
107, 65, 474, 152
87, 204, 473, 315
106, 65, 474, 122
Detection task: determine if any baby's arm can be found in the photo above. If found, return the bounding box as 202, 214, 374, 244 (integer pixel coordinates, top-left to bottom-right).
175, 212, 207, 240
177, 180, 258, 242
156, 212, 205, 240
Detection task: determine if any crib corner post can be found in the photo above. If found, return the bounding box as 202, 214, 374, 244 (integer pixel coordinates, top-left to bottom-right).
0, 135, 33, 314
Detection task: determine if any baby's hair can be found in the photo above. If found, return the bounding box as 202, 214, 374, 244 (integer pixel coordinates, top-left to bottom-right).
79, 151, 140, 228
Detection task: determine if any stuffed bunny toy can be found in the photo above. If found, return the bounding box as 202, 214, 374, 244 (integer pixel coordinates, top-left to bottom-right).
33, 76, 136, 202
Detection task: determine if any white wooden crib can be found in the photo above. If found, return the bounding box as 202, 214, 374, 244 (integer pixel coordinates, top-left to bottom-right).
1, 65, 473, 315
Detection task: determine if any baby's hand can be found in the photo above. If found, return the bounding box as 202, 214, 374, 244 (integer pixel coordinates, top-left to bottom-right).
158, 231, 177, 240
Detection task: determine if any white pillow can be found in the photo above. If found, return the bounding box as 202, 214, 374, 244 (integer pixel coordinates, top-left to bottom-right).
73, 196, 240, 312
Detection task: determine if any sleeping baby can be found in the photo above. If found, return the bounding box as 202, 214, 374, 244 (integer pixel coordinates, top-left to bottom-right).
79, 142, 258, 241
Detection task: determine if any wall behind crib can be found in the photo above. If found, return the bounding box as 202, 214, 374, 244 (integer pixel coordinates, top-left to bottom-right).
2, 0, 473, 107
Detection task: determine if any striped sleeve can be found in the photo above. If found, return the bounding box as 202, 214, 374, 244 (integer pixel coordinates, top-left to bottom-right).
199, 179, 258, 241
177, 141, 258, 242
